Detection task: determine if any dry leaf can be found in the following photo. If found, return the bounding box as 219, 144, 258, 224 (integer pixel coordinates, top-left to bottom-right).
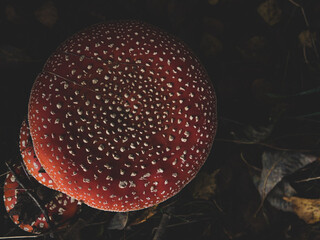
242, 124, 273, 143
208, 0, 219, 6
257, 0, 282, 26
0, 45, 32, 64
191, 170, 219, 200
5, 5, 19, 23
266, 181, 295, 212
108, 212, 129, 230
299, 30, 316, 48
284, 196, 320, 224
238, 36, 268, 61
201, 33, 223, 57
232, 123, 274, 144
258, 151, 317, 200
129, 205, 158, 226
34, 1, 58, 28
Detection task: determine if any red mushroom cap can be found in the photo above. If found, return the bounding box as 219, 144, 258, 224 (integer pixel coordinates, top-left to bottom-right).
20, 120, 59, 191
3, 166, 80, 234
28, 20, 217, 211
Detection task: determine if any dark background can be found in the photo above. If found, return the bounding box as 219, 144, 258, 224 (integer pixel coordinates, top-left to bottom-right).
0, 0, 320, 239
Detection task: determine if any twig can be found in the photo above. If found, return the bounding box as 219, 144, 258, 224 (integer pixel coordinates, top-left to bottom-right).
218, 117, 246, 126
295, 176, 320, 183
212, 199, 224, 213
240, 152, 261, 172
290, 116, 320, 124
153, 217, 213, 230
302, 45, 309, 64
288, 0, 319, 59
0, 171, 10, 178
215, 138, 318, 152
0, 228, 66, 239
20, 162, 31, 181
0, 235, 40, 239
288, 0, 309, 27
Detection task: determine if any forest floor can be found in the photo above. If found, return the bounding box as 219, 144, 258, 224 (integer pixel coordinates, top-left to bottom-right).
0, 0, 320, 239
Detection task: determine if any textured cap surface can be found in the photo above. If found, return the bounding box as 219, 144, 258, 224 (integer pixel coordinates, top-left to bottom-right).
28, 20, 217, 211
20, 120, 59, 191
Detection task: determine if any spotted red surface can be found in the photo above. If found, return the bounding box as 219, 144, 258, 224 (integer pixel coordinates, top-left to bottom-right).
28, 20, 217, 211
3, 166, 79, 233
19, 120, 59, 191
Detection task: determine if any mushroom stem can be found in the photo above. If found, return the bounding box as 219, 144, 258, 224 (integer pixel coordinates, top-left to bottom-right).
5, 162, 52, 230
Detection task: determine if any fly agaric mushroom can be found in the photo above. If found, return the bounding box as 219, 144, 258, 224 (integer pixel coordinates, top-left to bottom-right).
3, 165, 80, 234
20, 120, 59, 191
28, 20, 217, 211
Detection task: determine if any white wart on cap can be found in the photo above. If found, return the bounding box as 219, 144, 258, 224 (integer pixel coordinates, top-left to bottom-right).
28, 20, 217, 211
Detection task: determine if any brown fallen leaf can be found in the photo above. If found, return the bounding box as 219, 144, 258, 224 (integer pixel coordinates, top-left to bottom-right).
201, 33, 223, 57
208, 0, 219, 6
34, 1, 58, 28
191, 170, 219, 200
299, 30, 316, 48
284, 196, 320, 224
257, 0, 282, 26
129, 205, 158, 226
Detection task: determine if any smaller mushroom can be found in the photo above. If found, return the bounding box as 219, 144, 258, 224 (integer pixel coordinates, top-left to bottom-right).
19, 120, 59, 191
3, 165, 80, 234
